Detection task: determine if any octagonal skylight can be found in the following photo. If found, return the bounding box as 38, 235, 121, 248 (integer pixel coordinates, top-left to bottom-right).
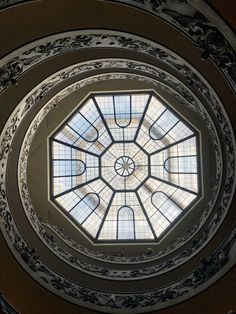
49, 91, 200, 243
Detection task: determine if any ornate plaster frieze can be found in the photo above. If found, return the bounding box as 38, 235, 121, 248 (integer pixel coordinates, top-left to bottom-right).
16, 58, 225, 279
110, 0, 236, 88
3, 207, 236, 313
0, 30, 235, 311
0, 28, 229, 99
0, 0, 235, 89
1, 0, 235, 105
0, 0, 26, 9
17, 69, 220, 279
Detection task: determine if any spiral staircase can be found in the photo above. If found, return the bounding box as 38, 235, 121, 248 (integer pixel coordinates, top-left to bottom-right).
0, 1, 236, 313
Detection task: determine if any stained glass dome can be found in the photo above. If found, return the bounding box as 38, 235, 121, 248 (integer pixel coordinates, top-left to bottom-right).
49, 91, 200, 242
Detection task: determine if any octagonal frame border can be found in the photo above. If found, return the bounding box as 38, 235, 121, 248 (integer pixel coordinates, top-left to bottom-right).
48, 89, 202, 245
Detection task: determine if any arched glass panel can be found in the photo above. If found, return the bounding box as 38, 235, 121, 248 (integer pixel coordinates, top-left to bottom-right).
113, 95, 131, 128
53, 160, 85, 177
117, 206, 135, 239
164, 156, 197, 173
152, 192, 182, 222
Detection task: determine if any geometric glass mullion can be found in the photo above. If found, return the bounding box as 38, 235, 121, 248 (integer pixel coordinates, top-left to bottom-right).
49, 91, 201, 243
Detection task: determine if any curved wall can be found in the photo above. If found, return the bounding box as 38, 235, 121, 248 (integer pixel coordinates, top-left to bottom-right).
0, 0, 236, 313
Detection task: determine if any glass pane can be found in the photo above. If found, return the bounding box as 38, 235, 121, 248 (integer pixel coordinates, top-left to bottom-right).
118, 207, 135, 239
50, 92, 200, 242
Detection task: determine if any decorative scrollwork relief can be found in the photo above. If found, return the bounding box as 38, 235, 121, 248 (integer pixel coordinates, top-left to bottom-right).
0, 11, 235, 312
16, 60, 221, 275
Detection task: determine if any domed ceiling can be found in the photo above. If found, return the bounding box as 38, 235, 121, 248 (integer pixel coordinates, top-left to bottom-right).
49, 90, 200, 243
0, 1, 236, 313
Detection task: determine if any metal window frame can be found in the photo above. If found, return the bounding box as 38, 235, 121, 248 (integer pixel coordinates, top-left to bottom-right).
48, 90, 202, 244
